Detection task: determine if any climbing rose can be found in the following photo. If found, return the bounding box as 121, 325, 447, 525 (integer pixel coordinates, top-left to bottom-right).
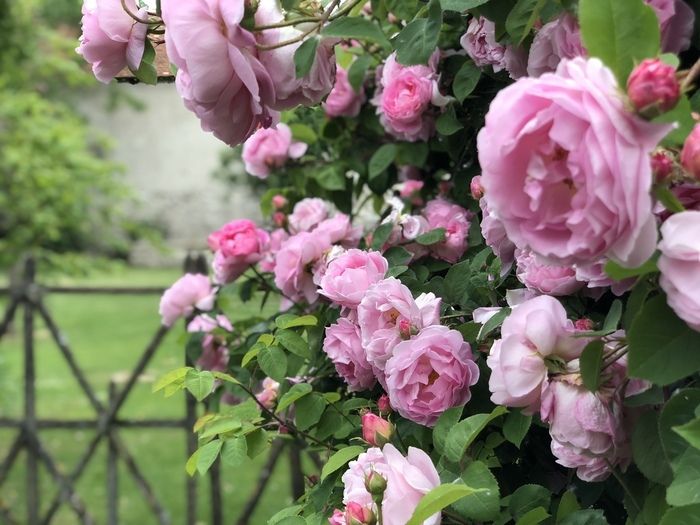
627, 59, 680, 116
646, 0, 696, 54
159, 274, 215, 326
288, 198, 329, 233
208, 220, 270, 283
77, 0, 148, 83
323, 316, 376, 392
527, 13, 585, 77
422, 199, 471, 263
515, 249, 583, 296
242, 123, 307, 178
461, 17, 505, 71
273, 231, 331, 304
478, 57, 672, 268
319, 250, 389, 308
324, 66, 366, 118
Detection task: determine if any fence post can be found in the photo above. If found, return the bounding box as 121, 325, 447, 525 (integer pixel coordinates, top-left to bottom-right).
107, 382, 119, 525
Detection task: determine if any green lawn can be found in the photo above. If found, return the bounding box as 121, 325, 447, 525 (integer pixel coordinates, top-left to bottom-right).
0, 267, 294, 524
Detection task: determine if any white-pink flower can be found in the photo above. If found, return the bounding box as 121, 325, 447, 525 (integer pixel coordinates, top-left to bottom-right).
159, 274, 215, 327
323, 316, 376, 391
242, 123, 307, 178
319, 250, 388, 308
288, 198, 329, 234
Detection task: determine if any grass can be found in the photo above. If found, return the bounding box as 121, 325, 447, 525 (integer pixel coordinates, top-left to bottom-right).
0, 267, 295, 524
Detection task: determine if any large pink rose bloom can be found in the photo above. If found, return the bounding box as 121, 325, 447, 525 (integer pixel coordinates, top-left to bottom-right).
319, 250, 388, 308
658, 211, 700, 331
527, 14, 585, 78
341, 445, 441, 525
208, 219, 270, 284
373, 51, 448, 142
255, 0, 336, 109
259, 228, 289, 273
515, 249, 583, 296
646, 0, 695, 54
324, 67, 366, 118
358, 278, 441, 373
288, 198, 329, 233
461, 17, 505, 70
242, 123, 307, 178
487, 295, 586, 413
385, 326, 479, 427
323, 316, 376, 391
159, 274, 215, 327
274, 231, 331, 304
77, 0, 148, 83
314, 214, 363, 248
162, 0, 277, 147
422, 199, 471, 263
478, 57, 672, 268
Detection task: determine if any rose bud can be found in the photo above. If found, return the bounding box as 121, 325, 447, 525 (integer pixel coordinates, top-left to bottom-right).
574, 318, 594, 331
273, 212, 287, 228
377, 394, 392, 415
651, 150, 675, 182
272, 195, 288, 210
470, 175, 484, 200
627, 58, 680, 118
364, 470, 388, 497
681, 124, 700, 179
361, 413, 393, 447
345, 502, 376, 525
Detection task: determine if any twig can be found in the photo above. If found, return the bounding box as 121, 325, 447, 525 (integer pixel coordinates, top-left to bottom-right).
254, 16, 320, 31
120, 0, 151, 24
682, 57, 700, 92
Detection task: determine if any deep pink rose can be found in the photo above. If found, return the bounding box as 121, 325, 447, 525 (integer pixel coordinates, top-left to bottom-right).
399, 180, 424, 204
255, 377, 280, 409
358, 278, 441, 373
319, 250, 388, 308
208, 219, 270, 283
373, 51, 448, 142
323, 317, 376, 392
324, 67, 366, 118
461, 17, 505, 71
196, 344, 229, 373
255, 0, 336, 109
162, 0, 278, 147
480, 199, 516, 276
422, 199, 471, 263
487, 295, 586, 413
159, 274, 215, 326
681, 124, 700, 180
652, 150, 675, 182
385, 325, 479, 427
515, 249, 583, 296
627, 59, 680, 116
478, 57, 672, 268
646, 0, 695, 54
274, 231, 331, 304
341, 445, 441, 525
242, 123, 307, 178
658, 211, 700, 331
259, 228, 289, 273
527, 14, 585, 77
77, 0, 148, 83
288, 198, 329, 233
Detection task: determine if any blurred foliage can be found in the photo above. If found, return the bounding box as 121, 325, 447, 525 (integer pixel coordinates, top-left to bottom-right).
0, 0, 158, 272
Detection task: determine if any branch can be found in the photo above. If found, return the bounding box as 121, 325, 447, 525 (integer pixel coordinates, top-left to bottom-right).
120, 0, 151, 24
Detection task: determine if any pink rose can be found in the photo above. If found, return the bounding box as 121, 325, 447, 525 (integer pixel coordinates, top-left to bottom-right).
328, 509, 346, 525
272, 195, 288, 210
574, 260, 635, 297
274, 231, 331, 304
503, 46, 528, 80
422, 199, 471, 263
358, 278, 441, 372
208, 219, 270, 283
385, 325, 479, 427
681, 124, 700, 180
361, 413, 394, 446
242, 123, 307, 178
373, 51, 448, 142
344, 503, 374, 525
188, 314, 232, 372
259, 228, 289, 273
341, 445, 441, 525
487, 295, 586, 413
478, 57, 672, 268
323, 317, 376, 392
658, 211, 700, 331
470, 175, 484, 200
652, 150, 675, 182
159, 274, 215, 327
324, 67, 366, 118
288, 198, 329, 233
480, 199, 516, 276
187, 314, 233, 334
646, 0, 695, 54
515, 249, 583, 296
162, 0, 278, 147
255, 0, 336, 109
314, 214, 363, 248
255, 377, 280, 409
461, 17, 505, 71
77, 0, 148, 83
196, 344, 229, 372
627, 58, 680, 116
527, 14, 585, 77
319, 250, 388, 308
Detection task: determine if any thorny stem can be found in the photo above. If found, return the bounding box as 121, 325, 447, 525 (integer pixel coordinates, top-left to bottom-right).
682, 56, 700, 92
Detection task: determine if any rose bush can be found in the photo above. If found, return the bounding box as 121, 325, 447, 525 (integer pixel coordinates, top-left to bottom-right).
82, 0, 700, 523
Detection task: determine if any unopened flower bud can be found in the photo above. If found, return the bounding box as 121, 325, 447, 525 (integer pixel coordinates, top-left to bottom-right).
377, 394, 392, 415
364, 470, 388, 497
470, 175, 484, 200
651, 150, 674, 182
627, 59, 680, 118
361, 413, 393, 446
574, 318, 593, 331
272, 195, 288, 210
273, 212, 286, 227
398, 318, 412, 340
681, 124, 700, 180
345, 502, 376, 525
438, 181, 453, 195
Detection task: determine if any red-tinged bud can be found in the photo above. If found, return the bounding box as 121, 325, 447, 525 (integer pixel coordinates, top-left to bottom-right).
574, 318, 594, 331
364, 470, 388, 497
681, 124, 700, 180
377, 394, 392, 415
345, 502, 376, 525
361, 413, 393, 447
438, 181, 453, 195
470, 175, 484, 200
627, 58, 680, 118
273, 212, 286, 227
398, 318, 412, 340
328, 509, 345, 525
651, 150, 675, 182
272, 195, 288, 210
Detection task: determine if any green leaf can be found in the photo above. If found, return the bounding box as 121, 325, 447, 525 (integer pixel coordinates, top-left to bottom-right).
185, 369, 215, 402
185, 449, 199, 477
276, 383, 312, 413
275, 314, 318, 329
659, 504, 700, 524
153, 367, 191, 393
478, 308, 511, 342
275, 329, 311, 359
313, 165, 347, 191
268, 505, 304, 525
386, 265, 408, 278
294, 394, 326, 431
628, 295, 700, 385
321, 446, 365, 480
245, 428, 270, 459
293, 36, 319, 79
322, 17, 391, 49
632, 411, 673, 485
406, 483, 482, 525
503, 410, 532, 448
258, 345, 288, 382
131, 38, 157, 85
506, 0, 547, 45
656, 94, 695, 147
196, 439, 222, 475
396, 141, 429, 166
416, 228, 447, 246
371, 222, 395, 251
556, 491, 581, 522
211, 371, 241, 385
655, 185, 686, 213
660, 389, 700, 465
604, 256, 658, 280
394, 0, 442, 66
369, 144, 397, 179
508, 484, 551, 520
433, 406, 464, 455
515, 507, 549, 525
221, 436, 248, 467
384, 246, 413, 267
200, 417, 243, 438
559, 509, 608, 524
289, 123, 317, 144
440, 0, 491, 11
436, 106, 463, 136
453, 61, 481, 103
666, 447, 700, 506
452, 461, 500, 522
347, 56, 372, 92
674, 417, 700, 450
444, 406, 507, 462
578, 0, 661, 83
579, 340, 605, 392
